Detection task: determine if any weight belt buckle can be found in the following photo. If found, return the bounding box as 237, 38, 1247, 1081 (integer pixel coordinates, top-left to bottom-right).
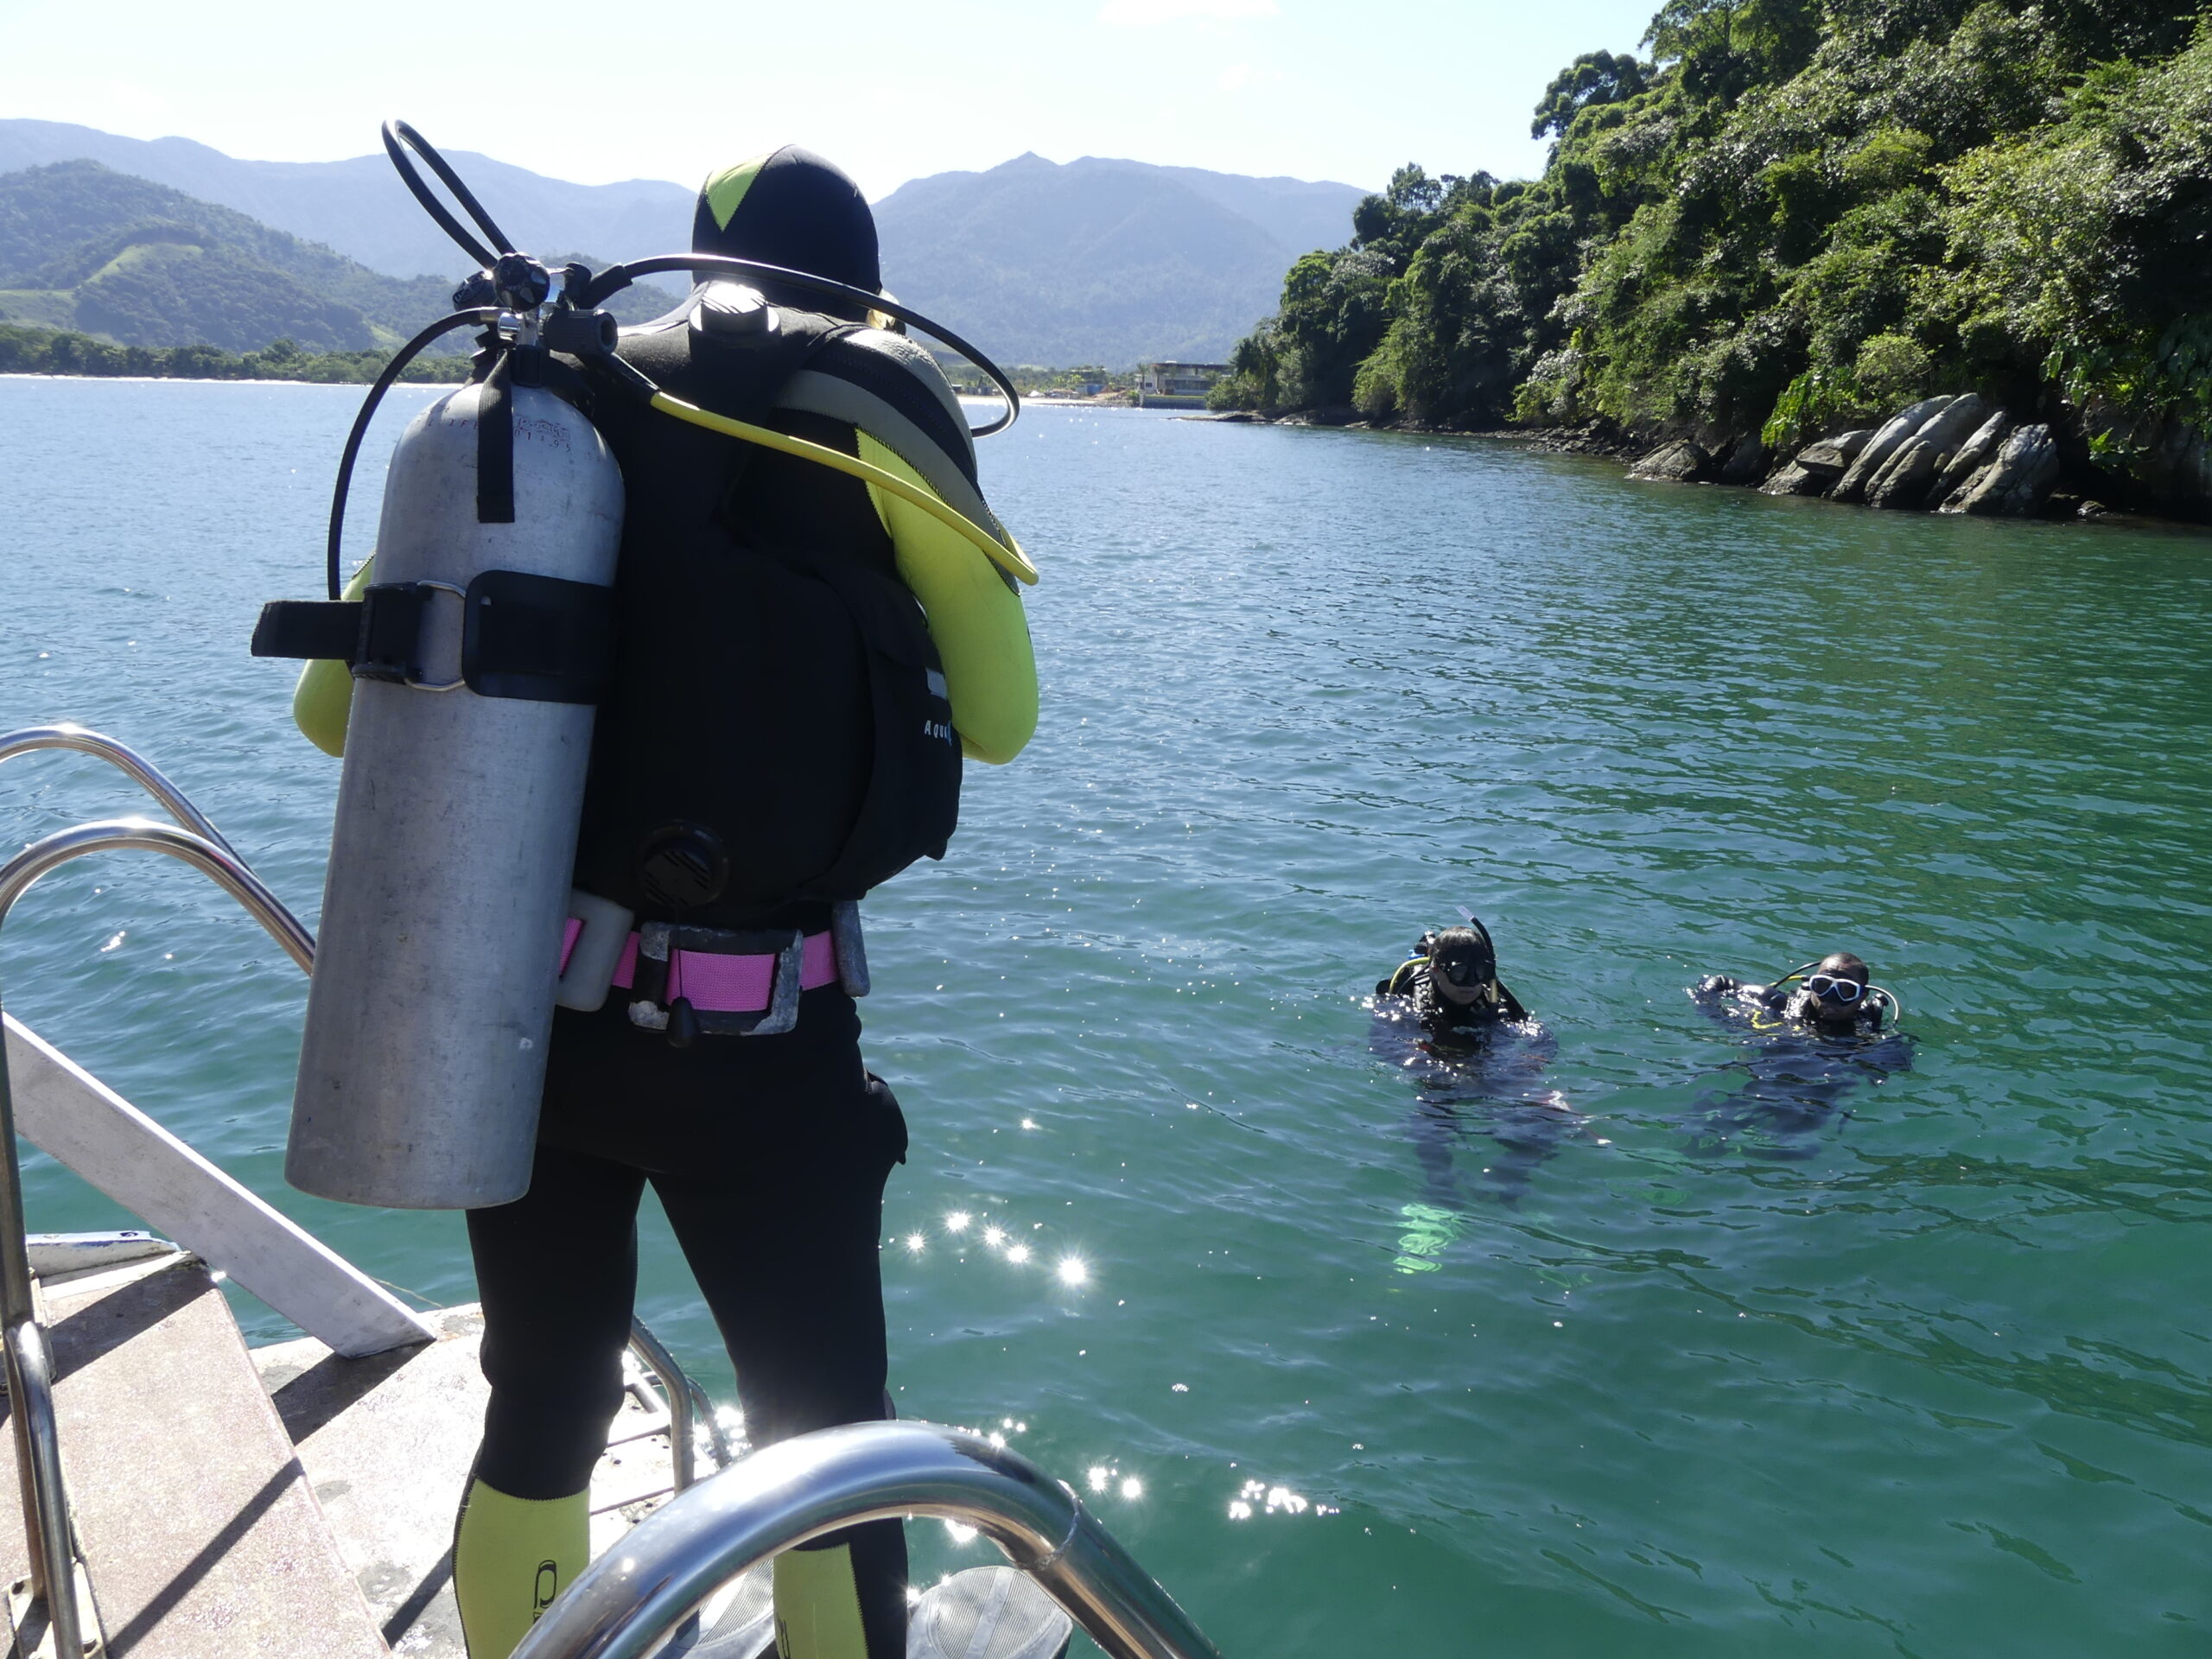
628, 923, 805, 1039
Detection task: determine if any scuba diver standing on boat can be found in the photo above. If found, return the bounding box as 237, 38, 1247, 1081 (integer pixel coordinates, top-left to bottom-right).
1683, 951, 1911, 1156
451, 149, 1035, 1659
254, 132, 1039, 1659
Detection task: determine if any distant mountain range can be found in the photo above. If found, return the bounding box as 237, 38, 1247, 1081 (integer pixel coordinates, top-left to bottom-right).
0, 120, 693, 284
872, 153, 1367, 365
0, 162, 678, 354
0, 121, 1370, 365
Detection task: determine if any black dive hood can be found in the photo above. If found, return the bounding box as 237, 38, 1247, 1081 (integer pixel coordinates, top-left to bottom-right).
690, 145, 880, 316
309, 119, 1021, 603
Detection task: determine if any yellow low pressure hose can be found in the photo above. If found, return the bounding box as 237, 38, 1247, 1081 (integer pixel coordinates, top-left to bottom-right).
648, 392, 1039, 586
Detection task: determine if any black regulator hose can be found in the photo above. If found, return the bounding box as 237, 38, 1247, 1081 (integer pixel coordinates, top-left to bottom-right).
326, 308, 503, 600
382, 119, 516, 270
580, 254, 1022, 437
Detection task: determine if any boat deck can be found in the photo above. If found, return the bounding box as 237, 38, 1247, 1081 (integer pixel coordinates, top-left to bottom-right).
0, 1252, 684, 1657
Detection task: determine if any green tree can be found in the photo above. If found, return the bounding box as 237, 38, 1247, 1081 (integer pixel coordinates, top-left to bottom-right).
1531, 51, 1650, 140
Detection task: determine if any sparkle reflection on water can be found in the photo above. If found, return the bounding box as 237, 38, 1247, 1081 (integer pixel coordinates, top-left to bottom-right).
2, 379, 2209, 1656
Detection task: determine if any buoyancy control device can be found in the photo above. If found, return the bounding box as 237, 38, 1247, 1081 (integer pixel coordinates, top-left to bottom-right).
252, 122, 1031, 1210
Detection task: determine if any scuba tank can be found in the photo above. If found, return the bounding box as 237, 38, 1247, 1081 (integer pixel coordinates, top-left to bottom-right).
254, 121, 1033, 1210
254, 127, 626, 1208
286, 372, 621, 1209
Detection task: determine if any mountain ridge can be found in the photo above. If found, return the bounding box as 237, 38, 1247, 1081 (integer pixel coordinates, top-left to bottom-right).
0, 161, 675, 353
0, 122, 1370, 365
872, 152, 1366, 365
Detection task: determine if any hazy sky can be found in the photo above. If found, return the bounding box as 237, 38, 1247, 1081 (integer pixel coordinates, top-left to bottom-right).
0, 0, 1657, 199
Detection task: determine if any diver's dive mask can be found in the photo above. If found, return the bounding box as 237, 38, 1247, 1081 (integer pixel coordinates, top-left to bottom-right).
1433, 951, 1499, 1004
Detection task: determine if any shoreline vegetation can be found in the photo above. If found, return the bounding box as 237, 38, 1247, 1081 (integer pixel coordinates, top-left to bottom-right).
1210, 2, 2212, 526
0, 327, 1145, 396
0, 323, 472, 385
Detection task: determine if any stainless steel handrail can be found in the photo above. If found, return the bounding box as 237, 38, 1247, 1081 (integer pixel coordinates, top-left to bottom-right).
511, 1420, 1221, 1659
0, 818, 315, 1656
624, 1319, 733, 1495
0, 726, 244, 862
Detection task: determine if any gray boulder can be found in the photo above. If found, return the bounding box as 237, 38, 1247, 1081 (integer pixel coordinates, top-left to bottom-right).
1630, 439, 1710, 482
1928, 409, 2014, 505
1938, 423, 2061, 516
1761, 428, 1874, 496
1759, 461, 1827, 496
1866, 437, 1948, 509
1910, 392, 1989, 461
1832, 396, 1955, 503
1799, 429, 1873, 472
1718, 435, 1768, 485
1861, 393, 1990, 510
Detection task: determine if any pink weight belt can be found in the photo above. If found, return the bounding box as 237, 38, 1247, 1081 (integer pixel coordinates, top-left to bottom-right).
560, 919, 839, 1013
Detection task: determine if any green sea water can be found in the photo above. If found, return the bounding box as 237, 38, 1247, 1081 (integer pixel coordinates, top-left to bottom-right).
1, 378, 2207, 1656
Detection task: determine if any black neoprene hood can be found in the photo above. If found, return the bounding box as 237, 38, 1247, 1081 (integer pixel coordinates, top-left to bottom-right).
693, 144, 881, 305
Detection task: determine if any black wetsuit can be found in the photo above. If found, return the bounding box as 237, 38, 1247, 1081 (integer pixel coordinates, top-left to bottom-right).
1372, 958, 1578, 1206
1682, 976, 1914, 1157
461, 289, 982, 1653
468, 1001, 909, 1656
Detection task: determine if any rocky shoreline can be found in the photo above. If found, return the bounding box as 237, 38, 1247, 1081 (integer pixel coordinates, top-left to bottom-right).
1197, 402, 2210, 526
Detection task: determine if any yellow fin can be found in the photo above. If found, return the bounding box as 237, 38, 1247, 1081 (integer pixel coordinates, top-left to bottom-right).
773, 1542, 871, 1659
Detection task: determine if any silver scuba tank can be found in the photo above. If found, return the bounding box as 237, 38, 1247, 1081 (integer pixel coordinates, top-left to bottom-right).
286, 378, 623, 1209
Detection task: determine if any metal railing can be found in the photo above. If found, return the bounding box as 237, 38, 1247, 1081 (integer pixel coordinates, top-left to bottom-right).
512, 1419, 1220, 1659
0, 726, 243, 862
623, 1319, 733, 1495
0, 734, 1218, 1659
0, 728, 315, 1656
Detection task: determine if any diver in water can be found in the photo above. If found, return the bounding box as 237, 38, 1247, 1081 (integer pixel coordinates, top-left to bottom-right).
1683, 951, 1911, 1157
1371, 917, 1580, 1219
1374, 920, 1531, 1048
1694, 951, 1894, 1035
443, 149, 1038, 1659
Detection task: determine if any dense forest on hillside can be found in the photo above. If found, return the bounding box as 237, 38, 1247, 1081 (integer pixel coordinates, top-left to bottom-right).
1215, 2, 2212, 507
0, 323, 473, 383
0, 162, 455, 351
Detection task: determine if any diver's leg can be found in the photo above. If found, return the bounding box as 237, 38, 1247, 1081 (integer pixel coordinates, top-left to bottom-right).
653, 1066, 909, 1659
458, 1141, 647, 1657
1408, 1097, 1472, 1206
1479, 1101, 1583, 1205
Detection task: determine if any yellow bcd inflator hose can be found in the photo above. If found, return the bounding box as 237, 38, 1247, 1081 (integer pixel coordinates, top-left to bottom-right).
651, 393, 1039, 766
648, 392, 1038, 585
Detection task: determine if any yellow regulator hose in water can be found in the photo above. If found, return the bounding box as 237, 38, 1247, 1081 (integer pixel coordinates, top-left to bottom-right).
647, 392, 1039, 586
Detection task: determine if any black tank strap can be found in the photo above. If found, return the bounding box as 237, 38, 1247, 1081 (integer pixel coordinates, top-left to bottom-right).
251, 570, 614, 703
476, 353, 517, 524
